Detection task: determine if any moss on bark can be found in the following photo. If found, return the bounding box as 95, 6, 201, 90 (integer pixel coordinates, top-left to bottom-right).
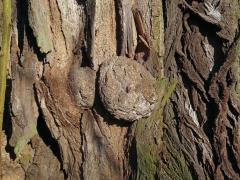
133, 78, 177, 179
0, 0, 11, 172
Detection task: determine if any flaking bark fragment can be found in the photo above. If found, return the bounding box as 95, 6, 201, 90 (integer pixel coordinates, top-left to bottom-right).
28, 0, 53, 54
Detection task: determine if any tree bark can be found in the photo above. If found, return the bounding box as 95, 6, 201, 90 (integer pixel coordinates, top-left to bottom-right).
1, 0, 240, 180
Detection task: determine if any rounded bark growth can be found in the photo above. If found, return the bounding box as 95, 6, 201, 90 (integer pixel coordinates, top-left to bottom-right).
69, 67, 96, 107
98, 57, 157, 121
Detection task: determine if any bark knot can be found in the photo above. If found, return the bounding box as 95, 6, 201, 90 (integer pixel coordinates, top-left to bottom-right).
98, 57, 157, 121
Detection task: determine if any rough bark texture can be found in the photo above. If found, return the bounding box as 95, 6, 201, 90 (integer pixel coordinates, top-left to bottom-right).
98, 56, 157, 121
1, 0, 240, 180
162, 0, 240, 179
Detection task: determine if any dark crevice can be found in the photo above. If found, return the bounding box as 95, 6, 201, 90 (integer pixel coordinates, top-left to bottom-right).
33, 85, 67, 179
226, 70, 235, 87
26, 25, 46, 61
36, 114, 68, 180
3, 79, 16, 160
187, 14, 225, 82
72, 39, 90, 68
175, 41, 220, 176
16, 0, 27, 54
194, 141, 203, 163
195, 141, 214, 178
83, 1, 95, 64
76, 0, 86, 6
3, 79, 12, 140
162, 0, 168, 30
227, 114, 236, 129
128, 137, 138, 179
17, 0, 46, 62
114, 0, 124, 56
222, 170, 229, 180
176, 11, 225, 169
202, 22, 240, 171
188, 163, 201, 180
171, 102, 184, 144
217, 83, 224, 100
124, 126, 136, 179
79, 113, 85, 180
226, 127, 240, 174
35, 107, 68, 178
187, 9, 222, 32
36, 114, 61, 162
80, 45, 91, 67
228, 100, 240, 121
72, 7, 91, 68
204, 99, 218, 140
203, 99, 219, 169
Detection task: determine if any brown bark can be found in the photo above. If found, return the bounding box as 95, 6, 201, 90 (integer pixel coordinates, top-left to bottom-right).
162, 0, 240, 179
1, 0, 240, 180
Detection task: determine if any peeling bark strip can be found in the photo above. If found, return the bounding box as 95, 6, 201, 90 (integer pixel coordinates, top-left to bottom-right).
28, 0, 53, 54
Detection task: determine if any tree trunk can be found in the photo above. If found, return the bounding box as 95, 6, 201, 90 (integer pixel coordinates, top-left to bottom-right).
1, 0, 240, 179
